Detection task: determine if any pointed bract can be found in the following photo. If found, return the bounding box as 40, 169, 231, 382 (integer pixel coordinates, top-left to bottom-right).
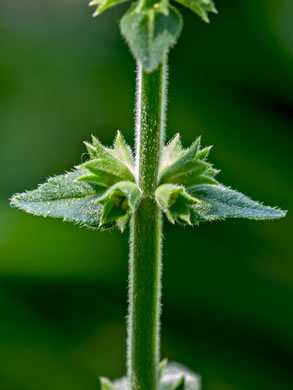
160, 134, 184, 172
160, 137, 217, 188
159, 358, 169, 378
85, 141, 98, 159
113, 131, 135, 173
196, 145, 212, 160
78, 134, 135, 188
90, 0, 129, 17
100, 377, 115, 390
160, 137, 201, 181
79, 157, 134, 187
173, 0, 217, 23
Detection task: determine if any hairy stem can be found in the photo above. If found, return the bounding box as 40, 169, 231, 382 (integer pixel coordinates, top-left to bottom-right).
128, 58, 167, 390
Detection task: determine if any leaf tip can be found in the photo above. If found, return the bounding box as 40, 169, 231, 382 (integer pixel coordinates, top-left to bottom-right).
100, 377, 114, 390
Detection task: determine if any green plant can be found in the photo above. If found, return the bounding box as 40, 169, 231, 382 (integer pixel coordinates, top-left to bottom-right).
10, 0, 286, 389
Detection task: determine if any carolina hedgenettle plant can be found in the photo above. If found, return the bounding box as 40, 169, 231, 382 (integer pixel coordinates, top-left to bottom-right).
11, 0, 286, 389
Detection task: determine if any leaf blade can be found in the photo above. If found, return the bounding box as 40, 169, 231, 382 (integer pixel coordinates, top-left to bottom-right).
188, 184, 287, 223
10, 170, 104, 229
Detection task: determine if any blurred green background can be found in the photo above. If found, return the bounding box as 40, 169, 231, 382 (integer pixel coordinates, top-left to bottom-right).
0, 0, 292, 389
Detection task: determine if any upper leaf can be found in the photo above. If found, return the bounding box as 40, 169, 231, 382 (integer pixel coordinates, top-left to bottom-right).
10, 170, 105, 230
120, 2, 183, 72
188, 184, 287, 224
173, 0, 217, 23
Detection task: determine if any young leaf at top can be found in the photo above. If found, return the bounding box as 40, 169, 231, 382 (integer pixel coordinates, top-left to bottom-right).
188, 184, 287, 224
10, 170, 105, 230
89, 0, 129, 16
173, 0, 217, 23
120, 1, 183, 72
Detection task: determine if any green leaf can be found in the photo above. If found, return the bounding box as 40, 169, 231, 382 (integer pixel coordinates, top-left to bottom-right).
173, 0, 217, 23
120, 3, 183, 72
188, 184, 287, 223
97, 181, 142, 231
10, 170, 105, 229
90, 0, 129, 16
155, 184, 200, 224
160, 362, 201, 389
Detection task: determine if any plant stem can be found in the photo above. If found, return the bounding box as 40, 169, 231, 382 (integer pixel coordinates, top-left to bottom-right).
128, 58, 167, 390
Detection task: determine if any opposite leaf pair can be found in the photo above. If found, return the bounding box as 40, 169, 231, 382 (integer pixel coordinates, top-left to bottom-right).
90, 0, 217, 71
78, 132, 215, 228
98, 361, 200, 390
10, 131, 286, 233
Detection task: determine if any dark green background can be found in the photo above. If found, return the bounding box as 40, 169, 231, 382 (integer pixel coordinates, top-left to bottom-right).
0, 1, 292, 389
